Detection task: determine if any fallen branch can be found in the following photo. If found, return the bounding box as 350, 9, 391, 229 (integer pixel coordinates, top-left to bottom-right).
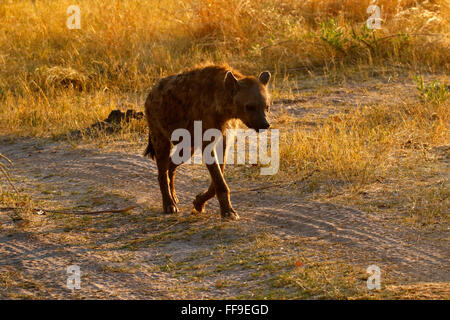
0, 153, 19, 193
39, 206, 136, 215
0, 154, 13, 166
0, 206, 136, 215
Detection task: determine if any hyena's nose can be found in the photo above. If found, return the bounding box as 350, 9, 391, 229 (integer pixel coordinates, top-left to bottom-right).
261, 121, 270, 130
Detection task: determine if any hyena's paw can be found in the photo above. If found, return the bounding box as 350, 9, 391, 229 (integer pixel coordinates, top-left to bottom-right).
221, 208, 239, 221
164, 204, 179, 214
192, 197, 206, 214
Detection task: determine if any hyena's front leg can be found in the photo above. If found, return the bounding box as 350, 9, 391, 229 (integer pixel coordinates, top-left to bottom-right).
193, 163, 223, 214
205, 155, 238, 220
194, 135, 238, 220
193, 135, 226, 214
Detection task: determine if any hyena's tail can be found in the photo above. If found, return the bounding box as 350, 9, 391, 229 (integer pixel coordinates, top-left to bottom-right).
143, 90, 156, 160
143, 131, 156, 160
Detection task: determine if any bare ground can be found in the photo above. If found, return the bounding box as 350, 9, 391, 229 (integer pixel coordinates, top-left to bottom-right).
0, 76, 449, 299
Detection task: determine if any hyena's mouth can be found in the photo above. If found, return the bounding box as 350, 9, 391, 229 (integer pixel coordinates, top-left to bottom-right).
244, 121, 270, 131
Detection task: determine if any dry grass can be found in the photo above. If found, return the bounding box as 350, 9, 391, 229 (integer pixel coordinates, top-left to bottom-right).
280, 96, 448, 183
276, 95, 449, 226
0, 0, 448, 102
0, 2, 447, 138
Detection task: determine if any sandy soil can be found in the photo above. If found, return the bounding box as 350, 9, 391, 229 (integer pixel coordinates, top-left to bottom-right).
0, 77, 449, 299
0, 137, 448, 299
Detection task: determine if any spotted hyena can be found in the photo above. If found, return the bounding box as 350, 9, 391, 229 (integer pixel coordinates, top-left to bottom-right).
144, 64, 271, 220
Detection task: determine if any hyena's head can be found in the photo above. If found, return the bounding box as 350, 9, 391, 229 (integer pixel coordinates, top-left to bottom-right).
224, 70, 271, 131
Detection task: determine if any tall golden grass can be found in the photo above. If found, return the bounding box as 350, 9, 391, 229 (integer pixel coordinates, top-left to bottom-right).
0, 0, 448, 94
280, 99, 449, 182
0, 0, 448, 136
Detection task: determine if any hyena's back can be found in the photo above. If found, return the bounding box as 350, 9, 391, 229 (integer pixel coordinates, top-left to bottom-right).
144, 65, 242, 141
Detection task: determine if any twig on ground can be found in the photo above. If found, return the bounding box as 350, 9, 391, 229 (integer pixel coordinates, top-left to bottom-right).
0, 153, 19, 193
0, 206, 136, 215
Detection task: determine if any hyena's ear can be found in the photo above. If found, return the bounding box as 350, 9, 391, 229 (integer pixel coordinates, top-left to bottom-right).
224, 71, 239, 95
259, 71, 271, 86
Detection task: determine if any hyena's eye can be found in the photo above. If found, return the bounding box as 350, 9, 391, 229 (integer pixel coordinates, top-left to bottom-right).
245, 104, 257, 112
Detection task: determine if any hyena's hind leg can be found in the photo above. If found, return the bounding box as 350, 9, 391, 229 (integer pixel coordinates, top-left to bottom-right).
168, 146, 194, 205
155, 139, 179, 214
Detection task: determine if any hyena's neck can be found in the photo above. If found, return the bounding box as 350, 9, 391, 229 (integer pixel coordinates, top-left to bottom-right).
212, 91, 236, 124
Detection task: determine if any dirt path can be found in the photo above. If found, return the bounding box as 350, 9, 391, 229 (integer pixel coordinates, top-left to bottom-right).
1, 138, 448, 299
